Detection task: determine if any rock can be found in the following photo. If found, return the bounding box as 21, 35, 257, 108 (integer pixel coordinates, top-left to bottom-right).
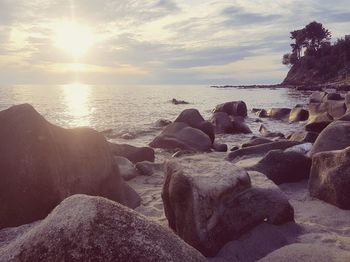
324, 92, 343, 101
227, 141, 302, 161
121, 132, 135, 139
259, 243, 350, 262
232, 119, 252, 134
213, 101, 248, 117
309, 91, 328, 103
212, 142, 228, 152
288, 107, 309, 123
210, 112, 234, 133
171, 150, 196, 158
135, 161, 164, 176
309, 121, 350, 156
259, 124, 285, 138
149, 122, 212, 152
256, 109, 268, 118
308, 101, 346, 119
230, 146, 240, 151
0, 195, 206, 262
248, 150, 311, 185
305, 112, 333, 133
175, 108, 215, 142
285, 143, 313, 154
266, 108, 291, 120
155, 119, 172, 127
242, 137, 273, 148
109, 143, 155, 163
0, 104, 140, 229
171, 98, 189, 105
114, 156, 139, 181
162, 159, 293, 256
309, 146, 350, 209
289, 131, 319, 143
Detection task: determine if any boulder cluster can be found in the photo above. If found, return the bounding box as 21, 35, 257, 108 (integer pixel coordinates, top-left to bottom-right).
1, 90, 350, 261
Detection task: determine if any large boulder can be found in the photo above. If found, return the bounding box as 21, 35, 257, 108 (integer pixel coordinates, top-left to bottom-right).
309, 121, 350, 156
149, 122, 212, 152
162, 158, 294, 256
289, 107, 309, 123
109, 143, 155, 163
227, 141, 301, 161
174, 108, 214, 142
0, 195, 206, 262
0, 104, 140, 229
213, 101, 248, 117
248, 150, 311, 185
259, 243, 350, 262
309, 146, 350, 209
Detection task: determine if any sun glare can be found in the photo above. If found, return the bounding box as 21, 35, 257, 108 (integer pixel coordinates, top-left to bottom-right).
53, 21, 94, 57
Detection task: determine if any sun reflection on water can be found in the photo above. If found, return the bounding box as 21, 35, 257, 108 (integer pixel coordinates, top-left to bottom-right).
62, 83, 92, 127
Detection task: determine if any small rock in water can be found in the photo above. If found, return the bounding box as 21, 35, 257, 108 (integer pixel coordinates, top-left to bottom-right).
121, 132, 135, 139
171, 98, 189, 105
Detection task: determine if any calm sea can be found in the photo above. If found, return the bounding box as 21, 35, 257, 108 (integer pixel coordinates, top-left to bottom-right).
0, 84, 310, 146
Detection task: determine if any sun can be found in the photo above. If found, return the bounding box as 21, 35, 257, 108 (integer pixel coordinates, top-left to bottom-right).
53, 21, 94, 57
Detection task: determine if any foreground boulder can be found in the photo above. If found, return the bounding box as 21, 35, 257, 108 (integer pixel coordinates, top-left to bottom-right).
249, 150, 311, 184
149, 122, 212, 152
309, 146, 350, 209
109, 143, 155, 163
309, 121, 350, 156
162, 158, 294, 256
0, 195, 206, 262
174, 108, 215, 142
0, 104, 140, 229
213, 101, 247, 117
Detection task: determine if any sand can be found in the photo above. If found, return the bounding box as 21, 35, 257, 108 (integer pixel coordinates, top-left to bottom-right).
127, 152, 350, 261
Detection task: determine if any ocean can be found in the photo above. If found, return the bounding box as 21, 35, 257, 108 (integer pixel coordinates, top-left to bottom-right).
0, 84, 310, 147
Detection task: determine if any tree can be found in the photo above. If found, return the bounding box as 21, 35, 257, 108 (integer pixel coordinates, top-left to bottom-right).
303, 21, 331, 55
282, 53, 298, 66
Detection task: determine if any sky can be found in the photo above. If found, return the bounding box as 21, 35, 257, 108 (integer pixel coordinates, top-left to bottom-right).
0, 0, 350, 85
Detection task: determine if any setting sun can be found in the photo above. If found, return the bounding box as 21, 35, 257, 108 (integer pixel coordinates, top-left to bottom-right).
53, 21, 94, 57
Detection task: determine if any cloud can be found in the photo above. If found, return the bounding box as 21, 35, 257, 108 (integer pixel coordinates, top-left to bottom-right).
0, 0, 349, 85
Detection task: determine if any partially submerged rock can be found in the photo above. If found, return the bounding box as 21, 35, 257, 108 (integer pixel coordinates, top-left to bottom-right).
213, 101, 248, 117
172, 98, 189, 105
259, 124, 285, 138
0, 195, 206, 262
175, 108, 215, 142
162, 158, 294, 256
150, 122, 212, 152
135, 161, 164, 176
289, 107, 309, 123
0, 104, 140, 229
289, 131, 318, 143
309, 146, 350, 209
266, 108, 291, 120
305, 112, 333, 133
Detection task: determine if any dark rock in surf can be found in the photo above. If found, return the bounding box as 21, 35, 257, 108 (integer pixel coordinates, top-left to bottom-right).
109, 143, 155, 163
213, 101, 248, 117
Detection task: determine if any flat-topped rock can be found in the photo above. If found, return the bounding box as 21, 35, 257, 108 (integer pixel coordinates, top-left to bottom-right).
162, 157, 294, 256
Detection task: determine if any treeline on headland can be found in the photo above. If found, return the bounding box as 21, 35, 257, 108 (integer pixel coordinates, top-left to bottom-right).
282, 21, 350, 85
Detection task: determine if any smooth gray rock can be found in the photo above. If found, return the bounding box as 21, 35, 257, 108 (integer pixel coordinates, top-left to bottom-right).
114, 156, 139, 181
0, 195, 206, 262
109, 143, 155, 163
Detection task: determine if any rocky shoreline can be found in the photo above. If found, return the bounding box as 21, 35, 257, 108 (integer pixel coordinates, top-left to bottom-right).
1, 90, 350, 261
